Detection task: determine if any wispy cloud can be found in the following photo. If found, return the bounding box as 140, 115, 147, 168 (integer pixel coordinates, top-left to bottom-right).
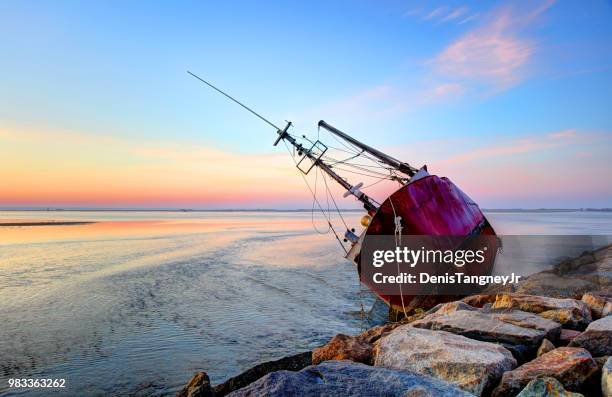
437, 128, 578, 166
430, 1, 555, 91
406, 5, 478, 26
0, 125, 309, 208
302, 1, 556, 125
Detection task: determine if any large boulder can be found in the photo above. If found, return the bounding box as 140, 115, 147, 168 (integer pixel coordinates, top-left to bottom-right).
312, 334, 372, 365
373, 325, 516, 396
582, 292, 612, 319
569, 315, 612, 356
516, 377, 584, 397
492, 294, 592, 330
603, 357, 612, 397
213, 351, 311, 396
177, 372, 214, 397
227, 360, 474, 397
411, 309, 559, 360
491, 347, 598, 397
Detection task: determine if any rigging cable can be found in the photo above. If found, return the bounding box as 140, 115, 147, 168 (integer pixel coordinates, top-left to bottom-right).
281, 139, 348, 254
311, 165, 331, 235
188, 71, 281, 131
321, 172, 349, 231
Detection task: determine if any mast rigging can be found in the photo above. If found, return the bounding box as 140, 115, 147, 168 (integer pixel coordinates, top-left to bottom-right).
187, 71, 378, 213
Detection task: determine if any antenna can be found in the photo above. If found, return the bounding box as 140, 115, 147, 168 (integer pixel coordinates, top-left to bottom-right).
187, 71, 281, 131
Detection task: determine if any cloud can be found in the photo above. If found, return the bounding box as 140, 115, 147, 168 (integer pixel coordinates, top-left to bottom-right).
406, 5, 477, 26
437, 128, 578, 165
303, 1, 556, 125
424, 7, 449, 21
429, 1, 555, 91
421, 83, 465, 102
0, 125, 310, 208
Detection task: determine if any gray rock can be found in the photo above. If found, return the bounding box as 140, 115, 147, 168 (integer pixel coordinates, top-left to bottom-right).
214, 351, 311, 396
562, 245, 612, 288
516, 377, 584, 396
603, 357, 612, 397
582, 292, 612, 319
425, 301, 476, 315
492, 347, 597, 397
569, 315, 612, 356
515, 271, 597, 299
411, 309, 556, 348
227, 360, 475, 397
486, 309, 562, 341
492, 294, 592, 330
559, 329, 582, 346
373, 325, 515, 396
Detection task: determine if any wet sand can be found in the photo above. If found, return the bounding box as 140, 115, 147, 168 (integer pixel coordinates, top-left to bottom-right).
0, 221, 95, 227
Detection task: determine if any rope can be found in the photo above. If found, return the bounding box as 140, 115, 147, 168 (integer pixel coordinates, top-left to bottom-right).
389, 198, 408, 319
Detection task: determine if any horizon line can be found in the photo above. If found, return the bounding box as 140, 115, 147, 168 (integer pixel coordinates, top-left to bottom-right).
0, 207, 611, 213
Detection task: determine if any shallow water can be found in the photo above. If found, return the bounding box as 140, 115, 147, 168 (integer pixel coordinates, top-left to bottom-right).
0, 210, 611, 396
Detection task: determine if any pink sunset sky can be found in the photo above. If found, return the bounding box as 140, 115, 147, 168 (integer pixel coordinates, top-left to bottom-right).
1, 0, 610, 209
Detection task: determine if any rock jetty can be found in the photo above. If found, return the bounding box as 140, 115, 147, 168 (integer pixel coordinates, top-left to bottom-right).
178, 243, 612, 397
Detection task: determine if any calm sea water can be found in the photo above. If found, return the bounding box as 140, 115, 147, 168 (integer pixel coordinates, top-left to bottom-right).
1, 210, 611, 396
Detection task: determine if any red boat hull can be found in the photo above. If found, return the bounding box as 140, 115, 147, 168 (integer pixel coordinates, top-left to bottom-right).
359, 174, 497, 313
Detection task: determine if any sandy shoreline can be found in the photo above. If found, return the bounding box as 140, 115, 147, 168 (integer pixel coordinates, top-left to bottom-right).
0, 221, 96, 227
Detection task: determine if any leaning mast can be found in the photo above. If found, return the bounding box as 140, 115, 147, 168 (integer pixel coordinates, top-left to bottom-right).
188, 71, 378, 214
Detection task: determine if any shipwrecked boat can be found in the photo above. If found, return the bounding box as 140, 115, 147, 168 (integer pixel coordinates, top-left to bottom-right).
190, 71, 498, 315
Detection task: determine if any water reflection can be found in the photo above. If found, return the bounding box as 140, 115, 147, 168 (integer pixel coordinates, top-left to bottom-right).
0, 210, 611, 396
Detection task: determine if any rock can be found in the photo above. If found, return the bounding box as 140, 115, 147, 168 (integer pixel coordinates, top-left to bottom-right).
411, 309, 557, 350
228, 360, 474, 397
603, 357, 612, 397
596, 356, 610, 369
560, 329, 582, 346
559, 245, 612, 288
373, 325, 515, 396
462, 294, 496, 308
491, 347, 598, 397
356, 322, 400, 344
214, 351, 311, 396
388, 296, 456, 321
515, 377, 584, 396
487, 309, 562, 341
492, 294, 592, 330
569, 315, 612, 356
312, 334, 372, 365
426, 301, 476, 315
514, 271, 596, 299
582, 292, 612, 319
177, 372, 213, 397
555, 251, 598, 275
537, 339, 556, 357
